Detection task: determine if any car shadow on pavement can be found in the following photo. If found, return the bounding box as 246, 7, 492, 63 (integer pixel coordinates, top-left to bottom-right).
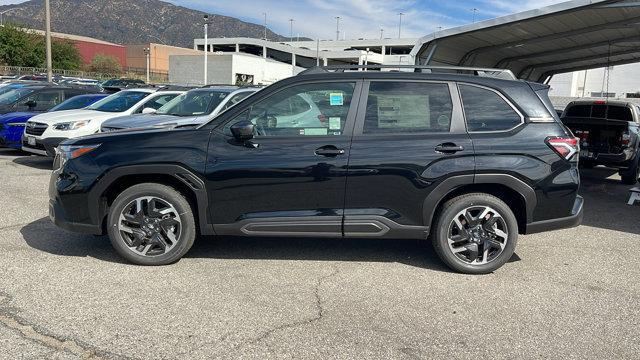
22, 217, 521, 271
20, 217, 129, 265
12, 155, 53, 170
579, 167, 640, 234
187, 235, 521, 272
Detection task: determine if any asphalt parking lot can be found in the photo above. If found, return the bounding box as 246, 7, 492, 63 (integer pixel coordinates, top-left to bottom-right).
0, 148, 638, 360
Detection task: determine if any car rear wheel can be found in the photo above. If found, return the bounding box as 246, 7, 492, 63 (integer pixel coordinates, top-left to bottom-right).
620, 154, 640, 185
432, 193, 518, 274
107, 183, 196, 265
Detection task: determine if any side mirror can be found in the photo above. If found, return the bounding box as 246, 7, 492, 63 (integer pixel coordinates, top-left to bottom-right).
24, 100, 37, 109
230, 120, 255, 141
142, 107, 157, 114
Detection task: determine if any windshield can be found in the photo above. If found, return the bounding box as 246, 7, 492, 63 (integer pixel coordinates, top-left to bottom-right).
49, 95, 102, 112
86, 91, 149, 112
156, 90, 230, 117
0, 88, 35, 106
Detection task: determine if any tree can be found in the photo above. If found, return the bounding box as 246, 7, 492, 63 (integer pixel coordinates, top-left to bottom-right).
88, 54, 121, 74
0, 24, 41, 67
0, 23, 82, 70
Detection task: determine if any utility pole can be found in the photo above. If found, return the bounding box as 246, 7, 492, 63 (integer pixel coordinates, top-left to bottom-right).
289, 18, 294, 42
203, 14, 209, 86
262, 12, 267, 40
335, 16, 341, 41
316, 38, 320, 66
398, 12, 404, 39
144, 47, 150, 84
471, 8, 478, 23
44, 0, 52, 82
380, 28, 384, 40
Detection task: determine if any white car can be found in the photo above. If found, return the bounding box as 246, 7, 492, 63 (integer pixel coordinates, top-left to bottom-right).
22, 88, 183, 156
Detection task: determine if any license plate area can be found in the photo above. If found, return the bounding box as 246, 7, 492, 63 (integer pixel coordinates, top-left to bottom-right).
27, 136, 36, 146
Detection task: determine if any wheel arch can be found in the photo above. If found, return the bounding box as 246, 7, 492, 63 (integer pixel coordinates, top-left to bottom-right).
88, 164, 214, 236
423, 174, 536, 234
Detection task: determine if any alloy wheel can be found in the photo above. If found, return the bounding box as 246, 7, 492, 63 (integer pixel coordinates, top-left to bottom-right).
117, 196, 182, 257
447, 205, 508, 265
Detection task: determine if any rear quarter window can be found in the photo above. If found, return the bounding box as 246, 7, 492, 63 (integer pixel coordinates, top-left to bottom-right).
459, 85, 522, 132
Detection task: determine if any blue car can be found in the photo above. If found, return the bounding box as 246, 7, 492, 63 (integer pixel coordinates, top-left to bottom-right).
0, 93, 106, 150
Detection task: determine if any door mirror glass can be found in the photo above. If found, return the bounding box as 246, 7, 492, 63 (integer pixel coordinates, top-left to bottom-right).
142, 107, 157, 114
230, 120, 255, 141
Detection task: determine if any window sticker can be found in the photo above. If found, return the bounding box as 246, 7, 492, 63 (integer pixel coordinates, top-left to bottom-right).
329, 93, 344, 106
329, 117, 341, 130
302, 128, 328, 136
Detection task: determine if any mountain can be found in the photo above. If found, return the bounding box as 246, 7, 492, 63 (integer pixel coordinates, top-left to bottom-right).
0, 0, 291, 47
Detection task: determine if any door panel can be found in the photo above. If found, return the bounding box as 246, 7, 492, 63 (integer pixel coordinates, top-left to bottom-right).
344, 81, 475, 235
205, 81, 361, 236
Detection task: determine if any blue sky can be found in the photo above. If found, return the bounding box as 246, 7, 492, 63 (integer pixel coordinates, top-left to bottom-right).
0, 0, 567, 40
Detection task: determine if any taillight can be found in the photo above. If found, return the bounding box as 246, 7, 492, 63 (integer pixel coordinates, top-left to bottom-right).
546, 136, 579, 160
621, 131, 631, 146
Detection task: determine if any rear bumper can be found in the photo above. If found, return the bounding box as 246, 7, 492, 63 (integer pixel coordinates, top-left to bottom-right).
524, 195, 584, 234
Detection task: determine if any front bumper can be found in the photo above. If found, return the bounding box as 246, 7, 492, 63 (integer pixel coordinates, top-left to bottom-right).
22, 136, 67, 156
49, 198, 102, 234
524, 195, 584, 234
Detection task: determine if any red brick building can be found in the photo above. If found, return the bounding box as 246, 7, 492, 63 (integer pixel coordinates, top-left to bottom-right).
30, 29, 127, 67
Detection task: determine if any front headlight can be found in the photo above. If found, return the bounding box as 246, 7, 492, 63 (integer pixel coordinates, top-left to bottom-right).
53, 120, 91, 131
56, 144, 101, 167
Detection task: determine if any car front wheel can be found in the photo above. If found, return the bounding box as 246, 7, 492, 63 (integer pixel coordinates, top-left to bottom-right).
432, 193, 518, 274
107, 183, 196, 265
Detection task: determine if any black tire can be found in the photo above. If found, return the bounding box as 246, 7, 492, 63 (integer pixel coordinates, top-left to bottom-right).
107, 183, 196, 265
431, 193, 518, 274
620, 155, 640, 185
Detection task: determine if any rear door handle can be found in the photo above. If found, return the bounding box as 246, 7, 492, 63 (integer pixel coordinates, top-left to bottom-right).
435, 143, 465, 154
315, 145, 345, 157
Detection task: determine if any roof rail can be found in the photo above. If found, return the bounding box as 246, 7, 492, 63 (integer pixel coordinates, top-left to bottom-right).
301, 65, 517, 80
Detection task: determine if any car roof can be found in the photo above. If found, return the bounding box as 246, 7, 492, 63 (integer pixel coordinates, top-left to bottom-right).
292, 71, 529, 89
567, 99, 636, 107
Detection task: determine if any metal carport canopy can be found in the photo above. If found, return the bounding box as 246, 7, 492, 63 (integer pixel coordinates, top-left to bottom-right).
411, 0, 640, 83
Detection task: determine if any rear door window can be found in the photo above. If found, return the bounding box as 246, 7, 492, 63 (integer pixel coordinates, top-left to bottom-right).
363, 81, 453, 134
459, 85, 522, 132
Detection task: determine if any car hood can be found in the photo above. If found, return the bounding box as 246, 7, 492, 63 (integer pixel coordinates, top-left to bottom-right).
28, 109, 122, 124
0, 112, 37, 124
101, 114, 181, 129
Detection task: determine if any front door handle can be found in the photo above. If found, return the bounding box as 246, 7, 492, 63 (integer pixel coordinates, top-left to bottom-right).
315, 145, 345, 157
435, 143, 464, 154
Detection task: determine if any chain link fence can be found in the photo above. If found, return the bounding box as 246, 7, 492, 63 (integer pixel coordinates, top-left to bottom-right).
0, 65, 169, 83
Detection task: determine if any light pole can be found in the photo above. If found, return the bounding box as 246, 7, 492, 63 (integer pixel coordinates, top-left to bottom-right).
203, 14, 210, 85
44, 0, 52, 82
335, 16, 341, 41
262, 12, 267, 40
144, 47, 150, 84
289, 19, 294, 43
398, 12, 404, 39
380, 28, 384, 40
471, 8, 478, 23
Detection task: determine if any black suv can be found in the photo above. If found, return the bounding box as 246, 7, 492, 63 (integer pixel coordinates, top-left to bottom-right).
49, 66, 583, 274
